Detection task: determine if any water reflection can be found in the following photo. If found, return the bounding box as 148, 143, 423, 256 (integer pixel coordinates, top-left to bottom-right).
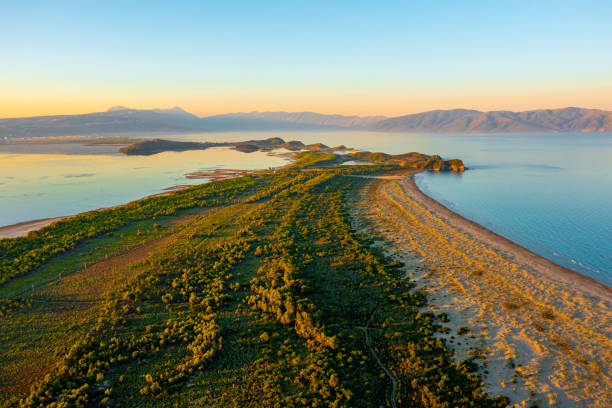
0, 147, 289, 227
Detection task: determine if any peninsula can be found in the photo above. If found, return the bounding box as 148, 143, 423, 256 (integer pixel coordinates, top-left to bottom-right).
1, 146, 608, 408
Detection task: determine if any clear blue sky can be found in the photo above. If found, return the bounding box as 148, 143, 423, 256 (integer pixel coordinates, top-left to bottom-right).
1, 0, 611, 117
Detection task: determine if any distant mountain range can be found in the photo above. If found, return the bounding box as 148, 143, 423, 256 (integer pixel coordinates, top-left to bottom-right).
207, 112, 386, 129
370, 108, 612, 133
0, 107, 203, 139
1, 107, 611, 139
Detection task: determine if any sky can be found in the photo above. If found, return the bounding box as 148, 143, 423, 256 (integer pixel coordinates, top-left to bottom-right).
1, 0, 611, 118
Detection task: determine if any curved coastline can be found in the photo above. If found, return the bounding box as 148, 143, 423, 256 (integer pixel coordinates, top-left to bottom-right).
409, 171, 611, 296
353, 169, 612, 407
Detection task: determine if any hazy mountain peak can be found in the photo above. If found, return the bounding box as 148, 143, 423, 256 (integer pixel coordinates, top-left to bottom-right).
152, 106, 195, 117
209, 111, 387, 129
107, 106, 131, 112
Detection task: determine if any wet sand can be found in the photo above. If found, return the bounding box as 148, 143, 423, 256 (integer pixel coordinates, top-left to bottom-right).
351, 171, 612, 407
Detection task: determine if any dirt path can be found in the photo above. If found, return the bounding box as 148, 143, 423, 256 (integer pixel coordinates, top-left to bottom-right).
350, 172, 612, 408
359, 326, 398, 408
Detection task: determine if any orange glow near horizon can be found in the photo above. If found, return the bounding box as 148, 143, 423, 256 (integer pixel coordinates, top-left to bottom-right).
2, 81, 612, 119
2, 2, 611, 120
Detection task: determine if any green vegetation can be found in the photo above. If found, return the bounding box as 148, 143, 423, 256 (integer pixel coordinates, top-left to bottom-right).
0, 176, 260, 285
119, 139, 223, 155
348, 151, 465, 172
0, 151, 506, 407
292, 151, 339, 167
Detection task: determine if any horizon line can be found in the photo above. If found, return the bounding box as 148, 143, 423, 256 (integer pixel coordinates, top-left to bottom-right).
2, 105, 611, 121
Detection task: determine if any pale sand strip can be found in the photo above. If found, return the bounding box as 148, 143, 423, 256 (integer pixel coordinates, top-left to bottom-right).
350, 171, 611, 408
0, 217, 66, 239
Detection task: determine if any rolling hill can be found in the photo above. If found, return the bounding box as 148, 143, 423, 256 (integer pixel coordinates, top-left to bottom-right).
369, 107, 612, 132
1, 107, 611, 139
0, 107, 203, 139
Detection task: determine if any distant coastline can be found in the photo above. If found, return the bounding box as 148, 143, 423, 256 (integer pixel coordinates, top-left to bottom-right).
0, 148, 297, 238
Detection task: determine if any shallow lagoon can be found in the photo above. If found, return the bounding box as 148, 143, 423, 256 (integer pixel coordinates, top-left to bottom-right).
0, 146, 288, 228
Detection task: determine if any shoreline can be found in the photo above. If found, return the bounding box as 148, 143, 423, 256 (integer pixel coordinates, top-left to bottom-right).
408, 172, 611, 296
0, 217, 68, 239
353, 170, 611, 407
2, 167, 609, 294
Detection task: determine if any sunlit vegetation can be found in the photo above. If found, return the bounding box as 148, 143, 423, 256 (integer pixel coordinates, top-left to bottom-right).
348, 151, 465, 172
292, 151, 339, 168
118, 137, 346, 156
0, 152, 507, 407
0, 176, 261, 285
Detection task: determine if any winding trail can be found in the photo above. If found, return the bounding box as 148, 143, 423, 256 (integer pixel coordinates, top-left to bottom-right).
359, 326, 398, 408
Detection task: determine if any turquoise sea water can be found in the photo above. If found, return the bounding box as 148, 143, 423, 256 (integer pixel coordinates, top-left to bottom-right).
1, 131, 610, 285
411, 134, 612, 286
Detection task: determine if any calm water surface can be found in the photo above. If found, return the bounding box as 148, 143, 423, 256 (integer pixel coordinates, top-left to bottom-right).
1, 131, 610, 285
0, 145, 288, 228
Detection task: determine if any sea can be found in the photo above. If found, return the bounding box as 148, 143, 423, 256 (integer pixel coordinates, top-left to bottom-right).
1, 131, 610, 286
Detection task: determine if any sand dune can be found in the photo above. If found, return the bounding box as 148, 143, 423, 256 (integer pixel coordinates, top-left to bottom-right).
350, 172, 612, 407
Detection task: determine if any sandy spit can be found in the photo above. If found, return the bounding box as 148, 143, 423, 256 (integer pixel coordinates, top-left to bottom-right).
349, 171, 611, 408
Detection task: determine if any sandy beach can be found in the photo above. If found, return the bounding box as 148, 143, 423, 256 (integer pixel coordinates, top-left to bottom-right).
0, 217, 66, 239
351, 171, 612, 407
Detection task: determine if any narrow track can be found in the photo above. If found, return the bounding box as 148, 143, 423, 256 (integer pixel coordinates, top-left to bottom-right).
359, 326, 398, 408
